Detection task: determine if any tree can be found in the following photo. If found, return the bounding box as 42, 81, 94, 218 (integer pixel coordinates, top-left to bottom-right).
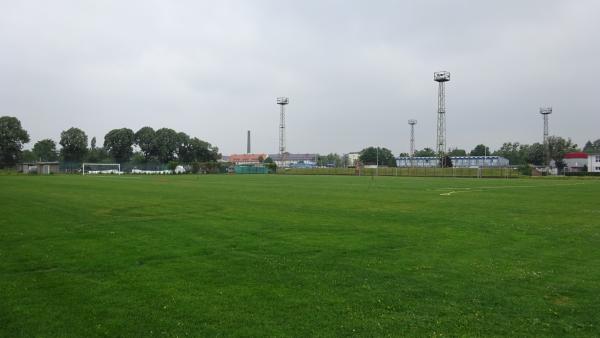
413, 148, 436, 157
153, 128, 179, 163
583, 139, 600, 154
32, 139, 58, 161
174, 132, 193, 162
440, 155, 453, 168
470, 144, 490, 156
86, 146, 109, 163
104, 128, 135, 163
0, 116, 30, 168
526, 143, 545, 166
493, 142, 527, 165
186, 137, 219, 162
448, 148, 467, 156
60, 127, 88, 162
547, 136, 578, 165
359, 147, 396, 167
317, 153, 343, 167
134, 127, 156, 161
21, 150, 36, 162
91, 137, 97, 150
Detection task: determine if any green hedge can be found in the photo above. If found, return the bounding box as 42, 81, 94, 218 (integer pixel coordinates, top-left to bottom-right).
565, 172, 600, 176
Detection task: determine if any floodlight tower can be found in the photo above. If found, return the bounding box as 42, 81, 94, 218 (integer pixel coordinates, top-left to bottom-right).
277, 97, 289, 155
434, 71, 450, 166
408, 119, 417, 157
540, 107, 552, 166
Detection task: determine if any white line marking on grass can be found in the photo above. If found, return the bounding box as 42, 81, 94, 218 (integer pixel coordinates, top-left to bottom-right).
439, 182, 587, 196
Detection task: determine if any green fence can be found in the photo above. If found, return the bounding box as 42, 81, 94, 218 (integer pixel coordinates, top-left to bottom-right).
276, 167, 519, 178
235, 165, 268, 174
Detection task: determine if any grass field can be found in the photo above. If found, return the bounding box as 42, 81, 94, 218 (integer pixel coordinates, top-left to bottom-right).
1, 174, 599, 336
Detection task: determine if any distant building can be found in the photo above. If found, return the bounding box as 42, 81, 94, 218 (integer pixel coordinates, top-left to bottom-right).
396, 156, 509, 168
228, 154, 267, 165
588, 154, 600, 172
345, 152, 361, 167
268, 153, 318, 167
16, 162, 60, 174
563, 152, 589, 172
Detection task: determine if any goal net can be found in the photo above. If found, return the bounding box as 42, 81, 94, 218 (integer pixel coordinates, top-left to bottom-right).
82, 163, 122, 175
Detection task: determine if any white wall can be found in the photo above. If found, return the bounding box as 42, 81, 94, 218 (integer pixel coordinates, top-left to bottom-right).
588, 154, 600, 172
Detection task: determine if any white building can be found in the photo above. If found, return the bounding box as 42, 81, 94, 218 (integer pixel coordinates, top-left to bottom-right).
588, 154, 600, 172
563, 152, 589, 172
345, 152, 361, 167
268, 153, 318, 168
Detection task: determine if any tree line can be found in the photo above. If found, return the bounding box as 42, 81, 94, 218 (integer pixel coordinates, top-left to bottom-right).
0, 116, 220, 168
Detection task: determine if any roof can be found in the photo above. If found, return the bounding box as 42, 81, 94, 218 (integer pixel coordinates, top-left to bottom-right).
564, 152, 588, 159
228, 154, 267, 162
269, 153, 318, 161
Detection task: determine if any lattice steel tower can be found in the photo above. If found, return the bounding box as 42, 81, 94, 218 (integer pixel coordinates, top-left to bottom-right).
540, 107, 552, 166
434, 71, 450, 165
277, 97, 289, 155
408, 119, 417, 157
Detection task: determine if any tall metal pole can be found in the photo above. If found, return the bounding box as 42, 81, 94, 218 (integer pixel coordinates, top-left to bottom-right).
540, 107, 552, 167
408, 119, 417, 167
279, 105, 285, 154
277, 97, 289, 160
437, 81, 446, 158
434, 71, 450, 167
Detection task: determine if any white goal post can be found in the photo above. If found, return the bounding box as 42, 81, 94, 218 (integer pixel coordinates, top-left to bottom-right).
82, 163, 122, 175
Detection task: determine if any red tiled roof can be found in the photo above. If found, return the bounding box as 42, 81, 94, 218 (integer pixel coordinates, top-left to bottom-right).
228, 154, 267, 162
564, 152, 588, 159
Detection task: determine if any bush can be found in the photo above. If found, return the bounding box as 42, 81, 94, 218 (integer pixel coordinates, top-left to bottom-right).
264, 162, 277, 173
518, 165, 532, 176
167, 161, 179, 171
191, 162, 201, 174
565, 172, 600, 176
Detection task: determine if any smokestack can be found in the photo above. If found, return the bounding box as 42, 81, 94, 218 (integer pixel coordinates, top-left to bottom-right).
247, 130, 251, 154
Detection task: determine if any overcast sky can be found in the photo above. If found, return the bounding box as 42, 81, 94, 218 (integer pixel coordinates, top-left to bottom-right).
1, 1, 599, 155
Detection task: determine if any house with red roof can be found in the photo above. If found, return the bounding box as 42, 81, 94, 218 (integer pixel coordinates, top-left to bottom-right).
563, 152, 589, 172
228, 153, 268, 165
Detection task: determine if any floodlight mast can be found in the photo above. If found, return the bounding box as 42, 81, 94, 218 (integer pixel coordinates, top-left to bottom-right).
277, 97, 289, 156
434, 71, 450, 167
540, 107, 552, 167
408, 119, 417, 156
408, 119, 417, 167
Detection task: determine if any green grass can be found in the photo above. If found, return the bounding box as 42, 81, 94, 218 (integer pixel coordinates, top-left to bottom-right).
1, 175, 599, 336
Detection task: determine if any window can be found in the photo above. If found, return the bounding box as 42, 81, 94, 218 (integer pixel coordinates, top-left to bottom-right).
596, 155, 600, 162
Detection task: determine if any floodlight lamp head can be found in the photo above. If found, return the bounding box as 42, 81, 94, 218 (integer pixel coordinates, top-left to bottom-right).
408, 119, 417, 125
277, 97, 289, 105
434, 71, 450, 82
539, 107, 552, 115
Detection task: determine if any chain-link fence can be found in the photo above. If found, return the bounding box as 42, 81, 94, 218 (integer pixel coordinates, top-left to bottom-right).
276, 166, 519, 178
50, 161, 227, 174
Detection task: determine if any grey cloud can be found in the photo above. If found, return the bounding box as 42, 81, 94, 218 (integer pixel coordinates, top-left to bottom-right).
1, 1, 598, 155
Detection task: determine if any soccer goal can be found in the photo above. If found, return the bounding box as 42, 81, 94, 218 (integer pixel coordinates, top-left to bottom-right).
82, 163, 122, 175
